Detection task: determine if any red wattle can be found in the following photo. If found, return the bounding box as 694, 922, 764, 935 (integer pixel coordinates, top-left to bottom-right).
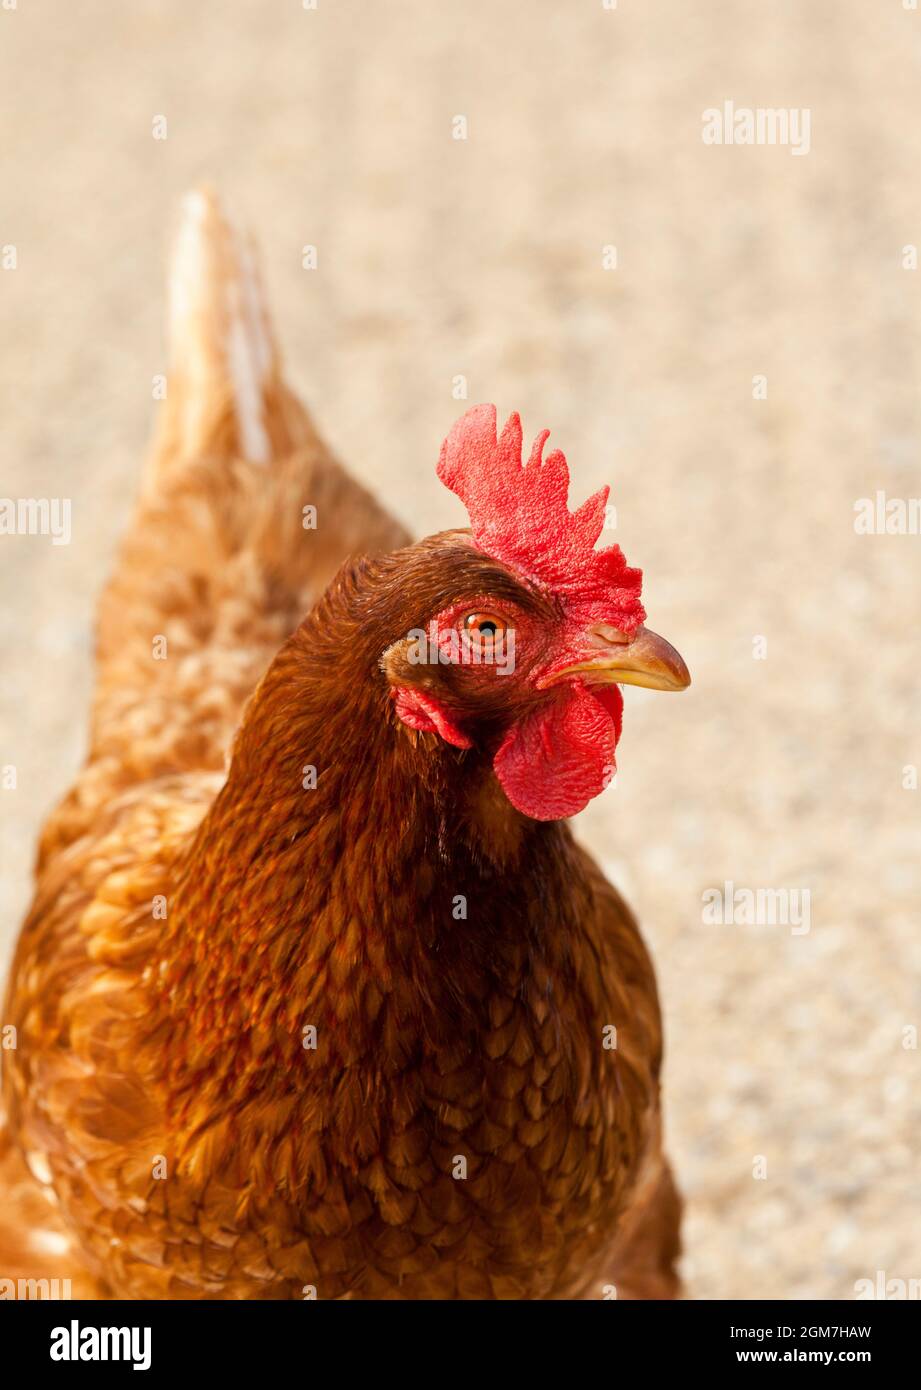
492, 680, 622, 821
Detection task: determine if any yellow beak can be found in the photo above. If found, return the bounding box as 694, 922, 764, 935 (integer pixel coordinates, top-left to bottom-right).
548, 624, 691, 692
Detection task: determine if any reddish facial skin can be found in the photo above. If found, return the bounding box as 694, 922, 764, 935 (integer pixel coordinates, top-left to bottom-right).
391, 590, 627, 820
389, 404, 647, 821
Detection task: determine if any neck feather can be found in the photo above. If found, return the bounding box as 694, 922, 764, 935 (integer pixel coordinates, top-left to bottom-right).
152, 611, 583, 1097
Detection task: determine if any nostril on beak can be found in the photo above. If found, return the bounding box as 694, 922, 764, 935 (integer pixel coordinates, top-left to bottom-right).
587, 623, 632, 647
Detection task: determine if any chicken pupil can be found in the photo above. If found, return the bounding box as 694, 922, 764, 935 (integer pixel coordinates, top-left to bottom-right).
465, 613, 500, 640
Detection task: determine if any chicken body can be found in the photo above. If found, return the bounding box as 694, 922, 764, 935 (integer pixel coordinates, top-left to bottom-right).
0, 193, 681, 1299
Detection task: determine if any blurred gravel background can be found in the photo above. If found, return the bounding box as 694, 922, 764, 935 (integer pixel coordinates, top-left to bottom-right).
1, 0, 919, 1299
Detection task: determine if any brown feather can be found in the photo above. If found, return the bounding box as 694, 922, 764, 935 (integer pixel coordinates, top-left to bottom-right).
1, 192, 679, 1301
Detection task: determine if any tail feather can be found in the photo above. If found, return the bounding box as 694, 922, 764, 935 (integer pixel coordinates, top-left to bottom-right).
42, 188, 408, 842
149, 187, 310, 481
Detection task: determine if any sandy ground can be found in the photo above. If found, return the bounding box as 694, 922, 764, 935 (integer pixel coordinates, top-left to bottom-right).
1, 1, 920, 1299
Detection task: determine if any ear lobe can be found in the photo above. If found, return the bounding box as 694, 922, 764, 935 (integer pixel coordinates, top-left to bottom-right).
392, 687, 472, 749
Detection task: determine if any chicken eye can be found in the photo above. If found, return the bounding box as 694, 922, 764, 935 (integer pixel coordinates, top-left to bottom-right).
463, 611, 507, 646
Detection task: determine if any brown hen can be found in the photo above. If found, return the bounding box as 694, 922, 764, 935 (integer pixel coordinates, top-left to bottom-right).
1, 190, 685, 1300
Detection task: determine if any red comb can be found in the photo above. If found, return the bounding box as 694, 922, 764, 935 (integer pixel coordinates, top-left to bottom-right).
437, 404, 645, 633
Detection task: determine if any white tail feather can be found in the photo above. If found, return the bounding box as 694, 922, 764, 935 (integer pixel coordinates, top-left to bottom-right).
151, 187, 307, 478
